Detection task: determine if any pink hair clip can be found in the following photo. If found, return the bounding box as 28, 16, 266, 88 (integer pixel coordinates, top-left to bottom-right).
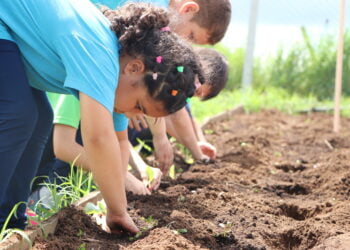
156, 56, 163, 64
160, 26, 171, 32
153, 72, 158, 80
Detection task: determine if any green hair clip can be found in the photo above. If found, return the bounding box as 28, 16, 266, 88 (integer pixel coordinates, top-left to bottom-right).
177, 66, 184, 73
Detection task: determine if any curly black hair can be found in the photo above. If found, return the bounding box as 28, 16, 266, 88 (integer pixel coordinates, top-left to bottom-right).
101, 3, 205, 114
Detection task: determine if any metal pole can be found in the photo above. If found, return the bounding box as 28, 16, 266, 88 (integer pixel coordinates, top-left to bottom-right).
242, 0, 260, 90
333, 0, 346, 133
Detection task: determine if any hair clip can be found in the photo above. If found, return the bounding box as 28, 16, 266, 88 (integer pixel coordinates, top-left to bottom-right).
177, 66, 184, 73
152, 72, 158, 80
186, 97, 191, 103
156, 56, 163, 64
171, 90, 178, 96
160, 26, 171, 32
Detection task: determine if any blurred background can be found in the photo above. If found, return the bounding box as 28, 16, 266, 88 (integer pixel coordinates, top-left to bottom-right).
192, 0, 350, 120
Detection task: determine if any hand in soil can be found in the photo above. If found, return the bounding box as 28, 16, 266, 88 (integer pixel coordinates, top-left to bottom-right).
126, 172, 151, 195
198, 141, 217, 159
106, 211, 139, 235
153, 134, 174, 174
146, 167, 162, 191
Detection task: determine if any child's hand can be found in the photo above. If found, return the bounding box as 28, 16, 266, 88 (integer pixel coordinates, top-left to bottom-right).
106, 210, 139, 235
198, 141, 217, 159
125, 172, 151, 195
153, 135, 173, 174
145, 167, 163, 191
128, 114, 148, 131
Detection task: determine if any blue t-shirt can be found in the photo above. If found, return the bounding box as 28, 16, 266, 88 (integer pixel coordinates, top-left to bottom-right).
0, 0, 128, 129
0, 0, 118, 114
91, 0, 168, 9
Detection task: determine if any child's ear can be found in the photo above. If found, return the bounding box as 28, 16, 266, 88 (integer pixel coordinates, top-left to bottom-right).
124, 59, 145, 75
178, 1, 200, 15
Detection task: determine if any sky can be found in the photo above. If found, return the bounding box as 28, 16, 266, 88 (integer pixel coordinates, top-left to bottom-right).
221, 0, 350, 57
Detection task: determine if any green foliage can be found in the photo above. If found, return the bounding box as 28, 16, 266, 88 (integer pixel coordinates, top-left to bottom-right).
214, 44, 245, 90
214, 29, 350, 101
32, 163, 96, 221
0, 202, 32, 247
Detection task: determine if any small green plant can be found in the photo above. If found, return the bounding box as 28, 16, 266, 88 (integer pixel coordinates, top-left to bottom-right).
32, 157, 96, 221
136, 138, 153, 153
142, 216, 158, 228
77, 243, 87, 250
84, 200, 107, 216
0, 202, 32, 248
172, 228, 188, 235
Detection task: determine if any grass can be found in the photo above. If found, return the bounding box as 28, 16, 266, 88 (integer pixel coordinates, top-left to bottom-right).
0, 202, 32, 248
191, 87, 350, 122
31, 160, 96, 221
211, 29, 350, 101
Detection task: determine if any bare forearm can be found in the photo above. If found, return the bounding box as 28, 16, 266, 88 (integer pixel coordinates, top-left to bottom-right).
167, 108, 203, 160
53, 124, 91, 171
84, 135, 126, 214
80, 93, 126, 216
192, 118, 206, 142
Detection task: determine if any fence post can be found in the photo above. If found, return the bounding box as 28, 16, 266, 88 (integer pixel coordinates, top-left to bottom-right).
333, 0, 346, 133
242, 0, 260, 90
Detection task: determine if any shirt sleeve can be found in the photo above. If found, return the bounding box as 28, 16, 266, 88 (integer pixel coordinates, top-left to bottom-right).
0, 20, 14, 42
47, 93, 81, 129
113, 112, 129, 132
53, 33, 119, 113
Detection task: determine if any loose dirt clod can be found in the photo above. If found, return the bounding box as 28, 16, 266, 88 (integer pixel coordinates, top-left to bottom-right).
34, 110, 350, 249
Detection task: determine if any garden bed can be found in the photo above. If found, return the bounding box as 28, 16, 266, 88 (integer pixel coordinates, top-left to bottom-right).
20, 109, 350, 249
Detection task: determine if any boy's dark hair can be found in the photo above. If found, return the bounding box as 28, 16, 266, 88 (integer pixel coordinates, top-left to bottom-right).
192, 0, 232, 45
102, 3, 205, 114
196, 47, 228, 101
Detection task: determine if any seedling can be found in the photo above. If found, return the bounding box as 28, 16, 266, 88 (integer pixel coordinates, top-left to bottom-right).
145, 166, 155, 183
177, 195, 186, 202
77, 243, 87, 250
274, 152, 282, 157
77, 229, 85, 237
84, 201, 107, 216
142, 216, 158, 228
172, 228, 188, 235
136, 138, 153, 153
169, 165, 176, 180
0, 202, 32, 248
204, 129, 214, 135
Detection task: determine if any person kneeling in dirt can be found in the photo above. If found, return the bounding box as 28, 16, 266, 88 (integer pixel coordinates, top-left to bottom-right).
0, 1, 204, 233
128, 47, 229, 173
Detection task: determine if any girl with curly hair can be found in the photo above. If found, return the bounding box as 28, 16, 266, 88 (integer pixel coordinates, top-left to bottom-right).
0, 0, 204, 233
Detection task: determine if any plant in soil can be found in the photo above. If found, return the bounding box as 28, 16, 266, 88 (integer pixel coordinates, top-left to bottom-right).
0, 202, 32, 248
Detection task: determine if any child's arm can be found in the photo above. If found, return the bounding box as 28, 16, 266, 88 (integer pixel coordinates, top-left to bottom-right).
191, 117, 217, 159
128, 142, 162, 191
53, 124, 90, 170
79, 93, 138, 234
165, 107, 208, 161
145, 117, 173, 174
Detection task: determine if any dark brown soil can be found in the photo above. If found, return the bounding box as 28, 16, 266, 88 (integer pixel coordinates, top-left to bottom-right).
34, 110, 350, 249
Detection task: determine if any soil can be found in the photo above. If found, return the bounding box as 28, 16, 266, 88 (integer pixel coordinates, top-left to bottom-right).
33, 109, 350, 250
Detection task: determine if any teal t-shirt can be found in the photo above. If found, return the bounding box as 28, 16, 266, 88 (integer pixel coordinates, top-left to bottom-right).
91, 0, 168, 9
0, 0, 119, 114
